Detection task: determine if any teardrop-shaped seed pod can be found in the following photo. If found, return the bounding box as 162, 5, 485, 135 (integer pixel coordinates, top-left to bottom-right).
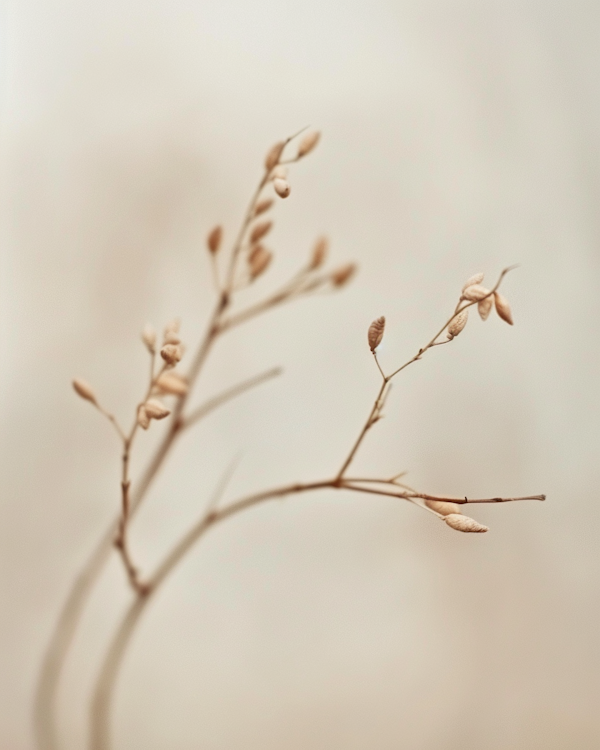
493, 292, 514, 325
265, 141, 285, 170
368, 316, 386, 352
160, 344, 182, 366
462, 272, 484, 291
297, 131, 321, 158
445, 513, 488, 533
273, 178, 291, 198
425, 499, 462, 516
72, 378, 97, 405
478, 295, 493, 321
137, 404, 150, 430
254, 198, 274, 216
309, 237, 328, 270
462, 284, 491, 302
155, 373, 188, 397
250, 220, 273, 244
143, 399, 170, 420
141, 324, 156, 353
331, 263, 357, 287
447, 308, 469, 339
207, 226, 222, 254
249, 246, 272, 279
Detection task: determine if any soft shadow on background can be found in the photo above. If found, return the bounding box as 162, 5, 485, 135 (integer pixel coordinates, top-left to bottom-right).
1, 1, 600, 748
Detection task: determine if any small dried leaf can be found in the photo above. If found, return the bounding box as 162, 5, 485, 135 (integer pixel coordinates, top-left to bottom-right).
141, 324, 156, 353
273, 178, 291, 198
72, 378, 97, 405
265, 141, 285, 170
309, 236, 328, 270
494, 292, 514, 325
297, 130, 321, 158
368, 316, 386, 352
250, 220, 273, 244
207, 226, 222, 255
137, 404, 150, 430
462, 272, 484, 291
462, 284, 491, 302
478, 295, 493, 321
249, 246, 272, 279
444, 513, 488, 533
425, 499, 462, 516
155, 372, 188, 397
143, 398, 170, 420
331, 263, 357, 287
447, 309, 469, 339
254, 198, 274, 217
160, 344, 182, 366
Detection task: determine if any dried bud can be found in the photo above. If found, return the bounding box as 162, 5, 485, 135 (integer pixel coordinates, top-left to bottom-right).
163, 318, 180, 337
250, 220, 273, 244
271, 165, 288, 180
297, 130, 321, 158
309, 236, 328, 270
478, 295, 493, 321
207, 226, 222, 255
254, 198, 274, 217
160, 344, 182, 366
143, 398, 171, 420
155, 372, 188, 396
494, 292, 513, 325
462, 272, 484, 291
265, 141, 285, 170
72, 378, 97, 405
368, 316, 386, 352
447, 309, 469, 339
137, 404, 150, 430
273, 178, 291, 198
141, 324, 156, 353
331, 263, 357, 287
425, 499, 462, 516
444, 513, 488, 533
462, 284, 491, 302
249, 245, 272, 279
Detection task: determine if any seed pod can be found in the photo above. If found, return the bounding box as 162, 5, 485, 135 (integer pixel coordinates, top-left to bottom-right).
207, 226, 222, 255
160, 344, 182, 366
309, 236, 328, 270
273, 178, 291, 198
331, 263, 357, 287
72, 378, 97, 405
478, 295, 493, 321
155, 372, 188, 396
494, 292, 514, 325
163, 318, 180, 337
141, 324, 156, 353
425, 499, 462, 516
163, 331, 181, 345
368, 316, 386, 352
444, 513, 488, 533
249, 246, 272, 279
462, 272, 484, 291
254, 198, 274, 217
447, 308, 469, 339
137, 404, 150, 430
143, 398, 170, 420
265, 141, 285, 170
250, 220, 273, 244
462, 284, 491, 302
271, 165, 288, 180
297, 130, 321, 158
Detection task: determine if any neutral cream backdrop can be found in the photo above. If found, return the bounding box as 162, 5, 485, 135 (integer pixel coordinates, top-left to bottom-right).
2, 1, 600, 748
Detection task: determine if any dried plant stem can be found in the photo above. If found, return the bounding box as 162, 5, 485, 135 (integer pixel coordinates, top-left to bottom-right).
35, 135, 318, 750
337, 267, 516, 480
89, 471, 543, 750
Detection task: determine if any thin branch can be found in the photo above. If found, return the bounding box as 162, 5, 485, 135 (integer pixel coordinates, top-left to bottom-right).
340, 481, 546, 505
183, 367, 282, 430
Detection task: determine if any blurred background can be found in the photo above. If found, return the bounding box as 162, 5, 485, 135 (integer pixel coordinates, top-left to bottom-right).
2, 1, 600, 748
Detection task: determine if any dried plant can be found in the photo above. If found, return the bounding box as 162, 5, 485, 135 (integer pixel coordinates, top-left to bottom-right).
35, 129, 545, 750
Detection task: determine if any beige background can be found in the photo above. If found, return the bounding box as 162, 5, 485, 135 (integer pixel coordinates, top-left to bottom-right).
2, 1, 600, 748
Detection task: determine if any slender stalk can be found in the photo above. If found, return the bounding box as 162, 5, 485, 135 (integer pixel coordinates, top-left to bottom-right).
89, 473, 544, 750
35, 137, 324, 750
